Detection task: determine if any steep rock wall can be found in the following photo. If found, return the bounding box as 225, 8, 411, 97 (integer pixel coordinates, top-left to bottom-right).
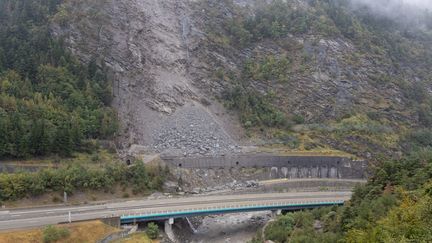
52, 0, 244, 156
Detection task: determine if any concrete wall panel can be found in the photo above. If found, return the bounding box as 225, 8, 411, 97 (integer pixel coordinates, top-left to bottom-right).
162, 155, 367, 179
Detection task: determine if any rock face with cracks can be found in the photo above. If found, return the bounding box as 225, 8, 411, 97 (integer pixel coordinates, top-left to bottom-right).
52, 0, 243, 156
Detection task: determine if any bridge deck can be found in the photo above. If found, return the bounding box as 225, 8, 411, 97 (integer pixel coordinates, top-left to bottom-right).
120, 200, 345, 223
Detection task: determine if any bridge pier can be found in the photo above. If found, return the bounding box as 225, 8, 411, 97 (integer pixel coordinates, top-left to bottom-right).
165, 218, 176, 242
271, 209, 282, 218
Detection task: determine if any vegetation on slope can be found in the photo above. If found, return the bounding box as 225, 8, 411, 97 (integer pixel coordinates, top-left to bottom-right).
0, 1, 172, 205
201, 0, 432, 241
200, 0, 432, 155
0, 161, 169, 203
250, 147, 432, 243
0, 0, 118, 159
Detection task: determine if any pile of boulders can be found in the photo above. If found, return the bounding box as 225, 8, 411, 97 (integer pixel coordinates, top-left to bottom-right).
152, 105, 240, 156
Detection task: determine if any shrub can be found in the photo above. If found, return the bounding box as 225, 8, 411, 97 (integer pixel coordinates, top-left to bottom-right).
224, 86, 287, 129
43, 225, 70, 243
408, 129, 432, 147
265, 214, 295, 242
292, 114, 305, 124
146, 222, 159, 239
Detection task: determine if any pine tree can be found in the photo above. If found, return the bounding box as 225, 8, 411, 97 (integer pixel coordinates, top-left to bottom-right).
29, 119, 50, 156
70, 116, 83, 150
53, 123, 72, 157
0, 113, 9, 157
10, 113, 28, 158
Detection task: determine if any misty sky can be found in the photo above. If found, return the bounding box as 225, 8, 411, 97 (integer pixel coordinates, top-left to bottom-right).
353, 0, 432, 11
351, 0, 432, 23
404, 0, 432, 10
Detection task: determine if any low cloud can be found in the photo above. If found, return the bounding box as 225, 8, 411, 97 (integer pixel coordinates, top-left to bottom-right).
403, 0, 432, 10
349, 0, 432, 27
350, 0, 432, 14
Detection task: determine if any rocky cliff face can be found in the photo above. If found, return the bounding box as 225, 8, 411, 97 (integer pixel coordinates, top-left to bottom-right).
53, 0, 245, 156
52, 0, 432, 158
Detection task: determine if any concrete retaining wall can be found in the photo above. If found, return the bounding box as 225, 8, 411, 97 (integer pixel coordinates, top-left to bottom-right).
162, 155, 367, 179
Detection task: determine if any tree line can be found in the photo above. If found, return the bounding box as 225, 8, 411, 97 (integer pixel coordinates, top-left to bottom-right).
0, 162, 168, 202
0, 0, 118, 158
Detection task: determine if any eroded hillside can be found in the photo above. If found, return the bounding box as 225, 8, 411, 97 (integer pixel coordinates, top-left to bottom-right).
52, 0, 432, 159
52, 0, 244, 157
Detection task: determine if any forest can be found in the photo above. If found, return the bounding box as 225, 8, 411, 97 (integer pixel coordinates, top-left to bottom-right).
0, 0, 118, 159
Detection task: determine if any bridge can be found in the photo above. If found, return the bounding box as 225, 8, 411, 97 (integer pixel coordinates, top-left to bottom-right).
119, 192, 350, 224
0, 191, 351, 231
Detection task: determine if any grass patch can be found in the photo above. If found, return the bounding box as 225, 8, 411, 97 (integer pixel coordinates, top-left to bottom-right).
0, 220, 119, 243
256, 144, 356, 158
113, 232, 154, 243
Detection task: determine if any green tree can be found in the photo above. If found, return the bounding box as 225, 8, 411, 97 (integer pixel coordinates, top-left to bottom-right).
53, 124, 72, 157
265, 214, 295, 242
129, 162, 149, 194
100, 109, 118, 139
0, 112, 10, 156
9, 112, 28, 158
146, 222, 159, 240
29, 119, 50, 156
43, 225, 70, 243
70, 116, 83, 150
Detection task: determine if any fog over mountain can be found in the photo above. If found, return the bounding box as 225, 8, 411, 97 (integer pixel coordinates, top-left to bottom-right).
407, 0, 432, 10
350, 0, 432, 27
352, 0, 432, 11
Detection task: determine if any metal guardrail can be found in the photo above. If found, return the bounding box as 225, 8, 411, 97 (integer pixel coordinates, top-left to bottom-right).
119, 200, 345, 222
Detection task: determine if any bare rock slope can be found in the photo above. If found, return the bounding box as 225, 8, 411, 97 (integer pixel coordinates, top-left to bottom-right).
53, 0, 243, 156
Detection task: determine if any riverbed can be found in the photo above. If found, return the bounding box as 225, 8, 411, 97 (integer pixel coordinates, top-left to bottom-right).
175, 211, 271, 243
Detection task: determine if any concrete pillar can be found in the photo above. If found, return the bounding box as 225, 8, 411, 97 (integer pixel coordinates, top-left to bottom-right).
271, 209, 283, 218
165, 218, 176, 242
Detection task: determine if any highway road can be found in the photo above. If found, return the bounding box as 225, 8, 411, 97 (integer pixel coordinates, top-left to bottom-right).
0, 191, 351, 231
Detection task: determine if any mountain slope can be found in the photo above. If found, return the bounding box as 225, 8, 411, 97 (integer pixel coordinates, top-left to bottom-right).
52, 0, 243, 156
52, 0, 432, 159
191, 0, 432, 158
0, 0, 118, 158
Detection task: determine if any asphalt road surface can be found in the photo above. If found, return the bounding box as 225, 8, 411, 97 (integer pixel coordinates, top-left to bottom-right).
0, 191, 351, 231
